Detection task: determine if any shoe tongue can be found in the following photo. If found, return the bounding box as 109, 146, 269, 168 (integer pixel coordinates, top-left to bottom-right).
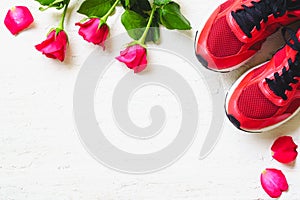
273, 29, 300, 67
274, 48, 287, 67
245, 12, 256, 24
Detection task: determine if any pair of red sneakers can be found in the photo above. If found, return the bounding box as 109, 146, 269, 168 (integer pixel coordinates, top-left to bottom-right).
195, 0, 300, 132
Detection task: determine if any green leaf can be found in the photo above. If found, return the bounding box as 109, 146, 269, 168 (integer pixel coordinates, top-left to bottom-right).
35, 0, 56, 6
120, 0, 136, 9
159, 2, 191, 30
125, 0, 130, 7
121, 0, 150, 10
121, 10, 147, 40
121, 0, 150, 17
35, 0, 65, 10
136, 0, 151, 11
78, 0, 114, 18
154, 0, 171, 6
146, 13, 160, 43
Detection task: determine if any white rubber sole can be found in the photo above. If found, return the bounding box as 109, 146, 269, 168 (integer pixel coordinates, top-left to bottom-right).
225, 62, 300, 133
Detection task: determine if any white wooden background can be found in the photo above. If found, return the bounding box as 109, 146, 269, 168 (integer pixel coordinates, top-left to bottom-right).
1, 0, 300, 199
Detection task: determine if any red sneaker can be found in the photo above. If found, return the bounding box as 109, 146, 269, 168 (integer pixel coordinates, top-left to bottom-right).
195, 0, 300, 72
225, 27, 300, 132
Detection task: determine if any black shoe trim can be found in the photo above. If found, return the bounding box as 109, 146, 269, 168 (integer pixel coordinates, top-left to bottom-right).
227, 114, 241, 129
195, 53, 208, 68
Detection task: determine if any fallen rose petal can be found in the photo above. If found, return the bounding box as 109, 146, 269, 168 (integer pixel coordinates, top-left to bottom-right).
4, 6, 34, 35
271, 136, 298, 164
261, 168, 288, 198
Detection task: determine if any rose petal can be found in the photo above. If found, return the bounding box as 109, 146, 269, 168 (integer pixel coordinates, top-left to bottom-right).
261, 168, 288, 198
4, 6, 34, 35
271, 136, 298, 164
133, 50, 147, 73
116, 47, 138, 68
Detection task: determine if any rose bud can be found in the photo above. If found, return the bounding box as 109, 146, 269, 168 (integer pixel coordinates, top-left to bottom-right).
35, 29, 68, 62
4, 6, 34, 35
260, 168, 288, 198
271, 136, 298, 164
75, 18, 109, 49
116, 44, 147, 73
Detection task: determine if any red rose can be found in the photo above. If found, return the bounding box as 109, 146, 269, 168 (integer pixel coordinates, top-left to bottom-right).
35, 29, 68, 62
4, 6, 34, 35
75, 18, 109, 48
116, 44, 147, 73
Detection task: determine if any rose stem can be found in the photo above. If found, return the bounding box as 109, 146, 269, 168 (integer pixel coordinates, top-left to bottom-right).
58, 0, 70, 30
101, 0, 121, 23
138, 5, 157, 45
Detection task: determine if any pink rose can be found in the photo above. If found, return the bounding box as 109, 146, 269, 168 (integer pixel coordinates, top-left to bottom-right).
75, 18, 109, 48
4, 6, 34, 35
261, 168, 288, 198
35, 29, 68, 62
116, 44, 147, 73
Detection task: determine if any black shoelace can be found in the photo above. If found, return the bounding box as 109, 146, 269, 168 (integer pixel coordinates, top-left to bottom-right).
231, 0, 300, 38
266, 28, 300, 100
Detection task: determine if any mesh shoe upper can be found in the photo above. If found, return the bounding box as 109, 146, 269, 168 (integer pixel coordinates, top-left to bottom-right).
207, 16, 244, 57
237, 84, 280, 119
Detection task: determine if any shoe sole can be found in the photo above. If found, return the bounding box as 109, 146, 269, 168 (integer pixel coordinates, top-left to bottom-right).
224, 62, 300, 133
